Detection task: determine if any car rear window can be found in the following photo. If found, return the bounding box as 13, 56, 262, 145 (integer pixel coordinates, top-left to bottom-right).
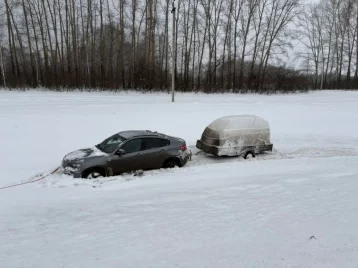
142, 138, 170, 150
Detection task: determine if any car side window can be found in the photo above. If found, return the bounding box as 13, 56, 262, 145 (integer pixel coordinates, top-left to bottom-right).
121, 139, 142, 153
142, 138, 170, 150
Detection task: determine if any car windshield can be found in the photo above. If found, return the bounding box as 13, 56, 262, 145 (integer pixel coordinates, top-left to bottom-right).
96, 134, 126, 154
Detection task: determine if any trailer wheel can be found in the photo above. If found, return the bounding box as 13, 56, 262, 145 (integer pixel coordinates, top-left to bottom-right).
243, 151, 255, 159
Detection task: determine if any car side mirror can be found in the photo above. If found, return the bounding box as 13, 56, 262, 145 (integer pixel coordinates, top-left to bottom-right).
116, 149, 125, 156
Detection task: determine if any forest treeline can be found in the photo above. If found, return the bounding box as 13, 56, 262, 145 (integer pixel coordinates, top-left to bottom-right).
0, 0, 357, 92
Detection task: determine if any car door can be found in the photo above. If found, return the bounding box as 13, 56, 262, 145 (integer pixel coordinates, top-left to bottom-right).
140, 138, 170, 170
109, 138, 142, 175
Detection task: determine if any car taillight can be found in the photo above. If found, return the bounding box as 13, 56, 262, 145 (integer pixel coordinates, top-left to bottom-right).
180, 144, 187, 151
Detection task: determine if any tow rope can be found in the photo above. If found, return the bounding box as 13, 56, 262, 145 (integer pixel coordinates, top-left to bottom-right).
0, 167, 60, 190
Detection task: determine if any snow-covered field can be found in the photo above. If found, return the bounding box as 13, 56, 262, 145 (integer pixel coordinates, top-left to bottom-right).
1, 89, 358, 267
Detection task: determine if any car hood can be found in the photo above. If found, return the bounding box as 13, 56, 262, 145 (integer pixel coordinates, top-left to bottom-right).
63, 146, 108, 163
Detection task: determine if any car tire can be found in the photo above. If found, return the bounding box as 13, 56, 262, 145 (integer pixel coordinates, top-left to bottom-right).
243, 151, 255, 159
82, 168, 105, 179
163, 158, 178, 169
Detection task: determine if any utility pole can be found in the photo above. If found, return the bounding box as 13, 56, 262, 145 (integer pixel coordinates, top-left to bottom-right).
320, 56, 325, 90
0, 47, 6, 88
356, 0, 358, 84
171, 0, 176, 102
320, 42, 325, 91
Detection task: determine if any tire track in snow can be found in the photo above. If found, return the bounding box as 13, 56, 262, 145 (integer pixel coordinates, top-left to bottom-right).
35, 144, 358, 189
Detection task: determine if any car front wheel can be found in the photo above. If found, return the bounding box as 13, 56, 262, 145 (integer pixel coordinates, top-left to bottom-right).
82, 168, 105, 179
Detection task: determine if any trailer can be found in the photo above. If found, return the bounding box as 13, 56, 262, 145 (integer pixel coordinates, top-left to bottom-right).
196, 115, 273, 159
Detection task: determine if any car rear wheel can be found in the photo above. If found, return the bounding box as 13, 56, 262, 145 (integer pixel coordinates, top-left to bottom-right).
243, 151, 255, 159
163, 158, 178, 169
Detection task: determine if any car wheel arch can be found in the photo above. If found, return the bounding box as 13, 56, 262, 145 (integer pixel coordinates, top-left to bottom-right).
163, 157, 181, 168
81, 166, 107, 178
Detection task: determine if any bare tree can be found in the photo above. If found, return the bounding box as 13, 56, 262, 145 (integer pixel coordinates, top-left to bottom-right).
0, 0, 319, 92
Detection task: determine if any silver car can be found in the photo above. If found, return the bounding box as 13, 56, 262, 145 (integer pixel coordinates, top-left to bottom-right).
61, 130, 192, 178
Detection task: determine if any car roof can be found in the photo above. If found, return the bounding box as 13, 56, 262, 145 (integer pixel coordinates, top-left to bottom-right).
118, 130, 165, 139
207, 115, 269, 131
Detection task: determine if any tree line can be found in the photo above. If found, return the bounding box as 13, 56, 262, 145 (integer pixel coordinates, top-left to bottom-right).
298, 0, 358, 90
0, 0, 356, 93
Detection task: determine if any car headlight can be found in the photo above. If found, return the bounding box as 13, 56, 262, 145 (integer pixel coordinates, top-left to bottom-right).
62, 160, 83, 171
